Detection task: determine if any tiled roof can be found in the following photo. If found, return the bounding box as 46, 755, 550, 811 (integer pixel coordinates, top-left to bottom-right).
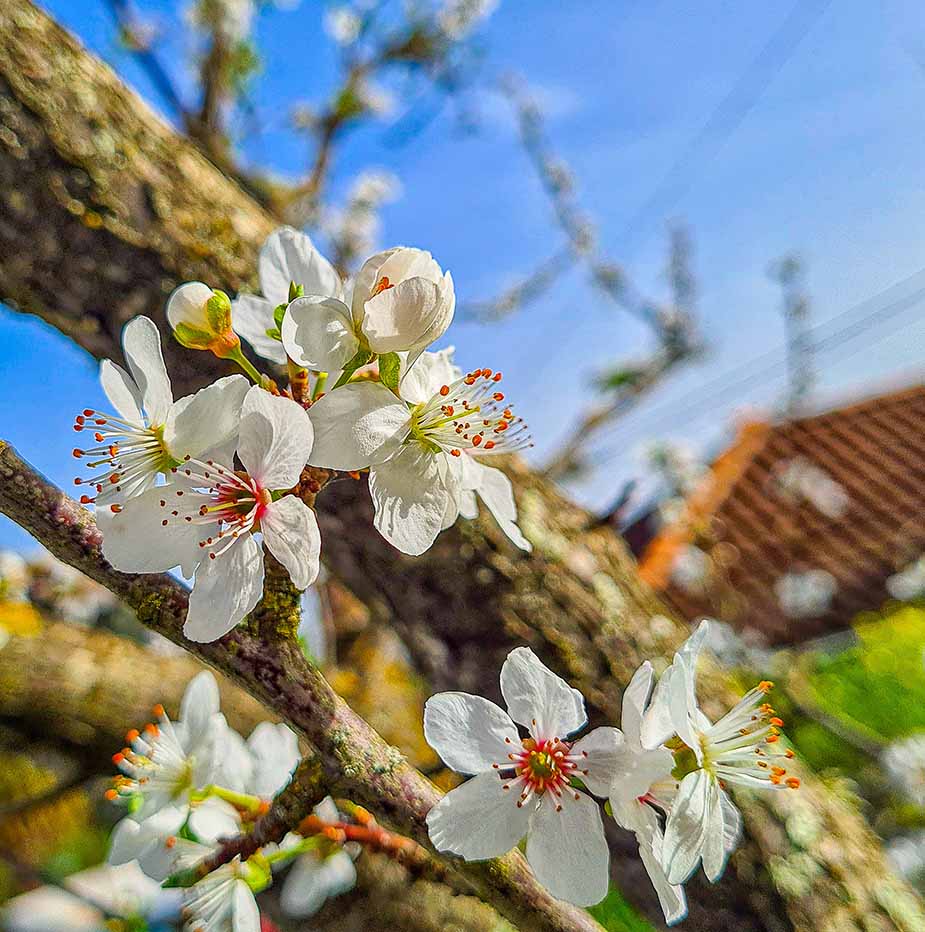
637, 383, 925, 644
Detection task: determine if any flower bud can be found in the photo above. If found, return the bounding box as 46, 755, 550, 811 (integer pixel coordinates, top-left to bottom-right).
166, 281, 240, 358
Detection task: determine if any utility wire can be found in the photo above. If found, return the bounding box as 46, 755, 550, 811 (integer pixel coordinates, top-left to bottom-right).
591, 267, 925, 462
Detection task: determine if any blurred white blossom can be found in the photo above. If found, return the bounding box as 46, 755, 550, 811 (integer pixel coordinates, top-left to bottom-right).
887, 831, 925, 881
437, 0, 499, 39
887, 557, 925, 602
325, 5, 362, 44
774, 457, 849, 520
323, 170, 401, 268
774, 569, 836, 619
0, 550, 28, 600
670, 544, 710, 595
883, 735, 925, 807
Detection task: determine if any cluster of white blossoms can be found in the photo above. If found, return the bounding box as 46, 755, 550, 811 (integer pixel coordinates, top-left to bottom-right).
102, 671, 365, 931
74, 226, 531, 640
425, 622, 799, 921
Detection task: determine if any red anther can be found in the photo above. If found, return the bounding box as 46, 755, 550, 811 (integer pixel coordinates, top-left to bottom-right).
492, 372, 502, 382
766, 735, 780, 743
482, 369, 493, 377
770, 717, 784, 727
472, 435, 482, 446
82, 409, 94, 416
94, 419, 107, 426
484, 440, 496, 450
79, 495, 93, 504
73, 424, 83, 432
758, 680, 774, 693
72, 448, 83, 458
112, 752, 124, 765
348, 470, 361, 480
371, 275, 393, 296
444, 405, 454, 415
786, 777, 801, 789
495, 421, 509, 432
161, 520, 168, 527
94, 432, 104, 442
109, 473, 121, 483
152, 704, 165, 718
74, 477, 83, 485
109, 445, 119, 457
209, 553, 216, 560
165, 835, 177, 849
785, 749, 795, 759
104, 788, 118, 801
493, 392, 504, 401
126, 729, 140, 743
110, 504, 123, 513
75, 415, 85, 425
450, 449, 461, 457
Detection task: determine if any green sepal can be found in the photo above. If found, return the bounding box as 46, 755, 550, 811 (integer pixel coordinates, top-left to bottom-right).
162, 865, 201, 889
603, 798, 613, 818
378, 352, 402, 391
288, 281, 305, 302
332, 349, 374, 389
206, 290, 233, 333
264, 327, 282, 342
173, 321, 215, 350
273, 302, 288, 331
671, 744, 700, 781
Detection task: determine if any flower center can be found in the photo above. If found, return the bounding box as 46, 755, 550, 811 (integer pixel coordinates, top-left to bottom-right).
410, 369, 532, 458
73, 411, 178, 512
157, 457, 266, 561
498, 737, 588, 809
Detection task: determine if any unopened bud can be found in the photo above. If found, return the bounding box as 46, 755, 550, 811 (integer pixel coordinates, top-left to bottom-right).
166, 281, 240, 357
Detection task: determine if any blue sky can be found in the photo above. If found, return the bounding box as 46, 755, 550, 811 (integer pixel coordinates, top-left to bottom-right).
3, 0, 925, 550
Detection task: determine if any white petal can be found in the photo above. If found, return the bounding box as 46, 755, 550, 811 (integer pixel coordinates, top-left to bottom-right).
368, 444, 452, 555
499, 646, 587, 740
163, 375, 250, 461
232, 880, 261, 932
640, 664, 679, 750
1, 886, 102, 932
280, 855, 329, 918
185, 535, 264, 642
662, 770, 724, 885
107, 817, 146, 866
399, 347, 461, 405
318, 849, 358, 899
350, 247, 400, 321
465, 460, 531, 552
621, 661, 654, 744
237, 387, 314, 490
639, 838, 688, 925
307, 381, 409, 471
248, 722, 300, 798
701, 780, 727, 882
189, 797, 241, 845
101, 485, 207, 578
526, 792, 609, 907
423, 692, 519, 774
180, 671, 220, 744
121, 316, 173, 426
669, 656, 702, 757
166, 281, 213, 333
721, 790, 742, 854
426, 770, 531, 861
609, 743, 675, 812
259, 226, 342, 306
100, 359, 143, 424
232, 293, 288, 365
570, 727, 623, 797
261, 496, 321, 589
360, 276, 444, 354
282, 296, 359, 372
458, 488, 478, 520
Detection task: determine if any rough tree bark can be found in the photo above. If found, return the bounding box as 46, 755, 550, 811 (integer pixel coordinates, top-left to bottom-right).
0, 4, 921, 931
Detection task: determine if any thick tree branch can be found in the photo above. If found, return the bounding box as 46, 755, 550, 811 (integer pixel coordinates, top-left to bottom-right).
0, 440, 602, 932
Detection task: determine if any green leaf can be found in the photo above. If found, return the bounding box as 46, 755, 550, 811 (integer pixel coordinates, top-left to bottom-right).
264, 327, 282, 341
332, 349, 374, 389
379, 352, 402, 391
273, 302, 288, 330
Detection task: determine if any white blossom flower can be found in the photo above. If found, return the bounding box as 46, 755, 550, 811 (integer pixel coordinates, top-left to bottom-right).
181, 858, 261, 932
424, 647, 616, 906
108, 672, 227, 821
1, 862, 178, 932
640, 622, 798, 885
73, 316, 249, 514
774, 457, 849, 519
883, 735, 925, 807
437, 0, 498, 38
282, 247, 454, 374
324, 6, 362, 45
278, 798, 359, 917
670, 545, 710, 595
886, 831, 925, 881
774, 569, 836, 618
220, 721, 301, 799
0, 550, 28, 599
307, 349, 530, 554
102, 387, 320, 641
887, 557, 925, 602
605, 662, 686, 925
233, 226, 343, 365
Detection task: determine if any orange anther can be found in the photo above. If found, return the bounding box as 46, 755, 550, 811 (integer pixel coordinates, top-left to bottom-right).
493, 392, 504, 401
104, 788, 118, 801
439, 385, 450, 396
492, 372, 502, 382
110, 504, 123, 513
758, 681, 774, 693
371, 276, 393, 297
152, 704, 165, 717
770, 717, 784, 727
786, 777, 801, 789
450, 449, 461, 457
112, 752, 124, 765
126, 729, 140, 743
